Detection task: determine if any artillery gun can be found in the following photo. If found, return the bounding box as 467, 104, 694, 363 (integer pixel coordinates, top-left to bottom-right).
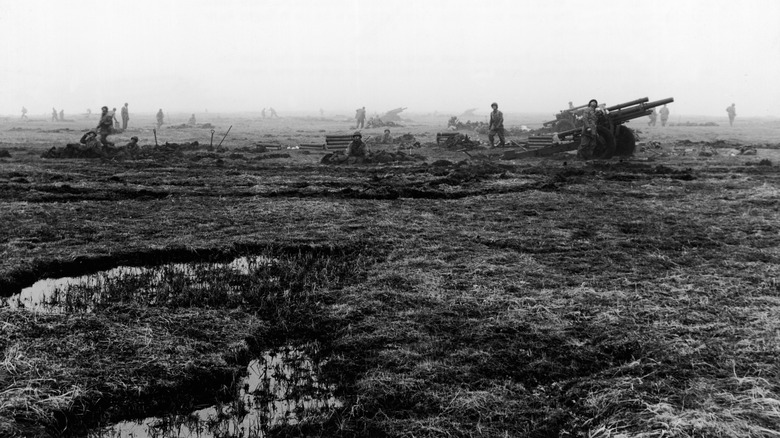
506, 97, 674, 159
381, 107, 407, 122
542, 102, 589, 132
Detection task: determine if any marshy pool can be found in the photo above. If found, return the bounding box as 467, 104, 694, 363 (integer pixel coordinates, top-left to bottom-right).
87, 344, 341, 438
4, 255, 279, 312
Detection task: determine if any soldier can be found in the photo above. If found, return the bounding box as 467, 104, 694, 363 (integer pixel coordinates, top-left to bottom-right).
269, 107, 278, 118
156, 109, 164, 129
346, 131, 367, 157
355, 106, 366, 129
726, 103, 736, 127
111, 108, 120, 129
261, 108, 266, 118
382, 129, 392, 143
52, 108, 59, 122
96, 106, 115, 147
21, 107, 28, 119
188, 114, 197, 125
659, 104, 670, 127
121, 103, 129, 130
648, 108, 657, 126
577, 99, 599, 160
488, 102, 505, 148
79, 131, 103, 149
59, 109, 64, 121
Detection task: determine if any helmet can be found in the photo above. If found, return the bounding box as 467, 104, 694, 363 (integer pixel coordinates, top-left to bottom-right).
588, 99, 598, 107
130, 136, 139, 141
491, 102, 498, 108
353, 131, 362, 137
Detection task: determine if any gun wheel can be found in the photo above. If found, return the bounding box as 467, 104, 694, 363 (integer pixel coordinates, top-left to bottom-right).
595, 126, 616, 159
615, 126, 636, 156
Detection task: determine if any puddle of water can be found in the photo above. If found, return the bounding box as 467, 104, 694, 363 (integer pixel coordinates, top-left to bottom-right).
87, 345, 341, 438
4, 256, 276, 312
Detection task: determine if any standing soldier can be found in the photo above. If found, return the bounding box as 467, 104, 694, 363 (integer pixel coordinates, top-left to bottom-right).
59, 109, 65, 121
21, 107, 28, 119
156, 109, 164, 129
261, 108, 266, 118
488, 102, 505, 148
121, 103, 129, 130
111, 108, 120, 129
659, 104, 670, 127
52, 108, 59, 121
648, 108, 657, 126
355, 106, 366, 129
726, 103, 736, 127
577, 99, 599, 159
96, 106, 115, 147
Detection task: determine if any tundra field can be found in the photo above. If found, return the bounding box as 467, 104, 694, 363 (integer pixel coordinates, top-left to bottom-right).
1, 113, 779, 437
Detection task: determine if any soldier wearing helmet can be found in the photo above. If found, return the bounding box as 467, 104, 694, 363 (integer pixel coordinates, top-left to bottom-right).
346, 131, 367, 157
96, 106, 115, 147
577, 99, 599, 159
488, 102, 505, 148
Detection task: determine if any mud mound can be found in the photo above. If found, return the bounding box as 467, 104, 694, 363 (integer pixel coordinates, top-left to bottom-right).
321, 150, 425, 165
253, 153, 291, 160
42, 142, 203, 160
167, 123, 215, 129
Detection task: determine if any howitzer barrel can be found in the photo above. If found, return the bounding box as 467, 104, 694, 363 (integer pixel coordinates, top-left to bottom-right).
642, 97, 674, 109
612, 109, 652, 124
606, 97, 649, 112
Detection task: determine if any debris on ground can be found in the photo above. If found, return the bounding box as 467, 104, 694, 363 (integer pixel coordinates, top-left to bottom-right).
738, 145, 758, 155
443, 133, 483, 150
167, 123, 215, 129
365, 117, 403, 129
321, 150, 426, 165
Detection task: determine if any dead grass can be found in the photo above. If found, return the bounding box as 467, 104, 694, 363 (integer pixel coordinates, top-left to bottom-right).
1, 119, 779, 436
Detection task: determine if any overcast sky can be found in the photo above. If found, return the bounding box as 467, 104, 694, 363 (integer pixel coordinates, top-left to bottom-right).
1, 0, 778, 117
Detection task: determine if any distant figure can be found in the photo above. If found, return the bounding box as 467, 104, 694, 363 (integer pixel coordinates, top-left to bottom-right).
59, 109, 64, 121
382, 129, 392, 143
648, 108, 657, 126
578, 99, 599, 159
261, 108, 266, 118
568, 101, 574, 110
52, 108, 59, 122
188, 114, 197, 125
355, 106, 366, 129
346, 131, 367, 157
269, 107, 278, 118
488, 102, 505, 148
121, 103, 129, 130
319, 108, 324, 117
726, 103, 736, 127
111, 108, 120, 129
96, 106, 115, 147
21, 107, 28, 119
85, 108, 92, 119
156, 109, 164, 129
659, 104, 670, 127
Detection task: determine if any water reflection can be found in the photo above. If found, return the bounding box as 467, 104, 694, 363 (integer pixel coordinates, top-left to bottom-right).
89, 345, 341, 438
4, 256, 276, 312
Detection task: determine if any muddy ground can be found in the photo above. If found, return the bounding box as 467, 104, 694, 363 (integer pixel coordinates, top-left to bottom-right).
1, 114, 779, 437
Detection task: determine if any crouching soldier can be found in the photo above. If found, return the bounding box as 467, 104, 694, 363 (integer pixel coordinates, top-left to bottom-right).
346, 131, 367, 160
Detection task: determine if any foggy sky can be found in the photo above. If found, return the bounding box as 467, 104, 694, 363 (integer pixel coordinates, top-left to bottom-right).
1, 0, 779, 118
